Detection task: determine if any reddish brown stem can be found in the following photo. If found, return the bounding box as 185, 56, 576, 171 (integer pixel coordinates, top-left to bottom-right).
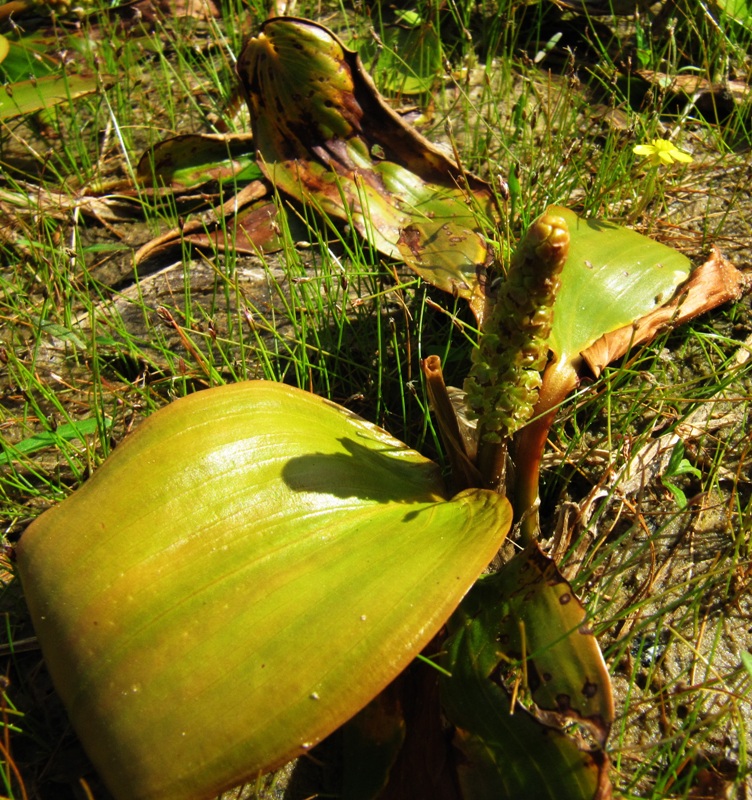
511, 358, 579, 545
476, 435, 507, 495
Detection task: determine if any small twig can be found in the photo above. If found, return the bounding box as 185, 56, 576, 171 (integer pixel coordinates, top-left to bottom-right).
0, 636, 39, 656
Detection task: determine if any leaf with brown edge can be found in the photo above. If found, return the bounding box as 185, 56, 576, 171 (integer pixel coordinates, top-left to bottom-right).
510, 206, 723, 541
440, 543, 613, 800
136, 132, 262, 190
133, 181, 289, 265
237, 17, 501, 323
581, 247, 750, 377
546, 205, 693, 372
486, 543, 613, 745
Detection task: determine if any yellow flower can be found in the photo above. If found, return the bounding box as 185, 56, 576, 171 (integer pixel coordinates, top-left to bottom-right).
633, 139, 693, 166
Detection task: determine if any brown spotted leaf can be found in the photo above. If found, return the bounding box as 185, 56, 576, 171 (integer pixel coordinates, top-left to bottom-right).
440, 543, 613, 800
136, 133, 262, 190
237, 17, 500, 322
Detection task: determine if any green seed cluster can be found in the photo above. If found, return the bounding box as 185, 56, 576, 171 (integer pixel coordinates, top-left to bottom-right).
464, 213, 569, 443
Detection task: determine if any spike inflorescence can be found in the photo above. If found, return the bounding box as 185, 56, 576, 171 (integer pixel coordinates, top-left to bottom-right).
464, 213, 570, 444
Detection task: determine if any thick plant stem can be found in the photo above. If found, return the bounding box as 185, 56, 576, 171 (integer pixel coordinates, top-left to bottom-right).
476, 438, 507, 494
512, 358, 580, 546
422, 356, 482, 491
0, 1, 28, 21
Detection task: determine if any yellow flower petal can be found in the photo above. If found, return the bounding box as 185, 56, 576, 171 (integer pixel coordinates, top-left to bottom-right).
633, 138, 693, 166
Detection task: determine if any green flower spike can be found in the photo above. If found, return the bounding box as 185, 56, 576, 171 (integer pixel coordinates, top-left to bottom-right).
465, 213, 570, 445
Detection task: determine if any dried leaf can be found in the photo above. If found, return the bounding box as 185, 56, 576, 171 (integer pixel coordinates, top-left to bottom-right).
237, 17, 501, 323
582, 248, 750, 377
133, 180, 284, 264
636, 69, 750, 104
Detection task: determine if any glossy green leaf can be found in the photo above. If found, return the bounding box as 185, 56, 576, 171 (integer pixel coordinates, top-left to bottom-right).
17, 381, 512, 800
440, 544, 612, 800
548, 205, 692, 366
237, 17, 499, 322
509, 211, 737, 543
136, 133, 263, 190
0, 71, 102, 120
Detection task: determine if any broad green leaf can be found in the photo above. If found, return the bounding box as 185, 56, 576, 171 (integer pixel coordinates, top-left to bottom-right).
0, 71, 102, 120
580, 247, 747, 376
17, 381, 512, 800
441, 544, 613, 800
0, 35, 58, 82
237, 17, 499, 322
509, 212, 742, 542
714, 0, 752, 22
548, 205, 692, 366
352, 21, 443, 96
136, 133, 263, 190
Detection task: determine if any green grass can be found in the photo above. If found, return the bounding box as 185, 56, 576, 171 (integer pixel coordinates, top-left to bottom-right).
1, 0, 751, 797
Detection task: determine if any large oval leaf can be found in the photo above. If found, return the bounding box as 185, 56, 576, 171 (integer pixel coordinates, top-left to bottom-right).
16, 381, 511, 800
